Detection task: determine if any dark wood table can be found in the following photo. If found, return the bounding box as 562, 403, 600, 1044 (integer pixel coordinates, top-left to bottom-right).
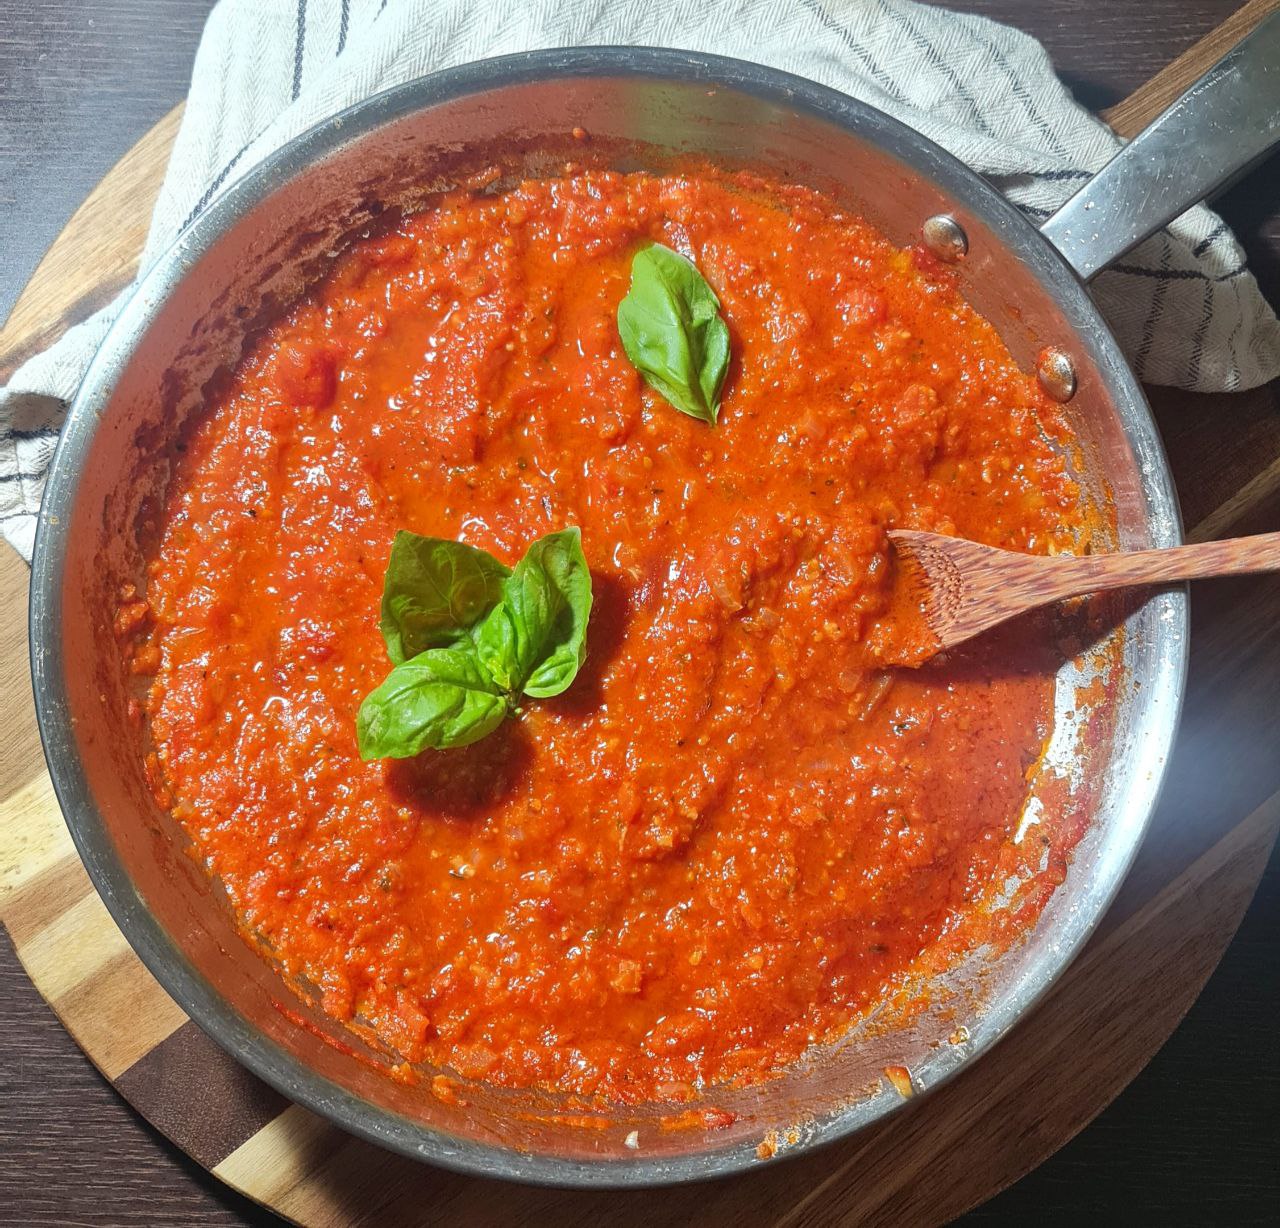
2, 2, 1277, 1223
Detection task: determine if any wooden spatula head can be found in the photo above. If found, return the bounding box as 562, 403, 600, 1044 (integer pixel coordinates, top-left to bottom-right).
888, 530, 1055, 655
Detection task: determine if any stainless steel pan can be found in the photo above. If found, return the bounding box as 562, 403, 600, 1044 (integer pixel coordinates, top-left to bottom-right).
29, 26, 1280, 1187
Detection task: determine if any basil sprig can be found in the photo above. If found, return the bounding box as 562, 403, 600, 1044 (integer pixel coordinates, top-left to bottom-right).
357, 528, 592, 759
617, 242, 730, 425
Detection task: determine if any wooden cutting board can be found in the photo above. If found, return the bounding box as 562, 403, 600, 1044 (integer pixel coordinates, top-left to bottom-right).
2, 6, 1279, 1223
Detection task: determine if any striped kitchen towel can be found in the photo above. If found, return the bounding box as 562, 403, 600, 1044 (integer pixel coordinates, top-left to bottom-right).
2, 0, 1277, 560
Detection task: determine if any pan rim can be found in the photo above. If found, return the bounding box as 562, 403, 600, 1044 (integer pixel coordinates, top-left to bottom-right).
29, 45, 1187, 1189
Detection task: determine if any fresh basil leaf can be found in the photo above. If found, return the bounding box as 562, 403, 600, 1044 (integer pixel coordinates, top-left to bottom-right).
357, 645, 508, 759
617, 242, 730, 425
475, 527, 592, 698
380, 530, 510, 665
358, 527, 593, 758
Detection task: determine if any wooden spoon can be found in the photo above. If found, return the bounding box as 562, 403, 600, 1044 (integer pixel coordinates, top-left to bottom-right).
889, 528, 1280, 658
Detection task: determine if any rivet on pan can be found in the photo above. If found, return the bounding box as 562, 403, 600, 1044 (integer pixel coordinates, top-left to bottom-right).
1036, 347, 1077, 402
921, 214, 968, 262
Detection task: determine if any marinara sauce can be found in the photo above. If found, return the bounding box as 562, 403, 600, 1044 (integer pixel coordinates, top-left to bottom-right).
129, 166, 1086, 1103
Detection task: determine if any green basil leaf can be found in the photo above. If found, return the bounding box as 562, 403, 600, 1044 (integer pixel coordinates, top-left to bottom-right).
356, 645, 508, 759
359, 527, 593, 758
617, 242, 730, 425
475, 527, 592, 698
380, 530, 510, 665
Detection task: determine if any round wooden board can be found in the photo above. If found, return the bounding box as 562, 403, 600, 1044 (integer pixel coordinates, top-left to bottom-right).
3, 16, 1280, 1222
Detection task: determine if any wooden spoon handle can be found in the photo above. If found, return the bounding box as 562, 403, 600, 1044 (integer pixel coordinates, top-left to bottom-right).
1040, 531, 1280, 601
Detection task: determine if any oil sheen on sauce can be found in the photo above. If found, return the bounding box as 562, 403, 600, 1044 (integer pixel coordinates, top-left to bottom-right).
127, 166, 1087, 1104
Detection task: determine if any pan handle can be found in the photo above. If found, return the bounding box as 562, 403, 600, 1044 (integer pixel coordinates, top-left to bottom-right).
1039, 12, 1280, 281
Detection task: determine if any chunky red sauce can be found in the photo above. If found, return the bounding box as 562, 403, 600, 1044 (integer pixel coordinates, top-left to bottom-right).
128, 165, 1086, 1103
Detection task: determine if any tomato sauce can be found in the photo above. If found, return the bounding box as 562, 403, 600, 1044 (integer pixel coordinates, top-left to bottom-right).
130, 165, 1087, 1102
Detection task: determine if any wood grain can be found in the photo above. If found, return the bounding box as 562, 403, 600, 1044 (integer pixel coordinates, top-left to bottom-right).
2, 2, 1279, 1226
0, 0, 216, 327
0, 552, 41, 801
0, 106, 184, 382
1101, 0, 1280, 137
